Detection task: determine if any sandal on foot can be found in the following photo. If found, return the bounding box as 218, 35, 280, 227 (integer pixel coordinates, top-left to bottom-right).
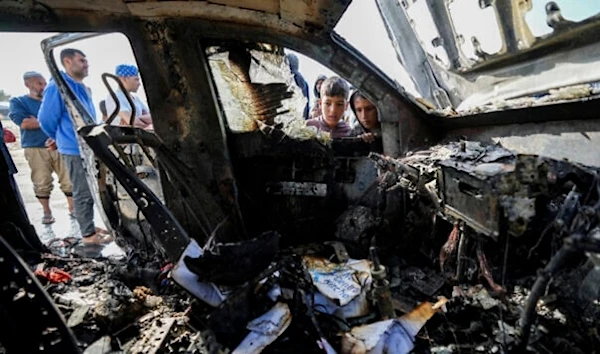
82, 232, 114, 245
42, 214, 55, 225
95, 227, 110, 235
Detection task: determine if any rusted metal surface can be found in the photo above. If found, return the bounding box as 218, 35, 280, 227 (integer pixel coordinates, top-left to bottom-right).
445, 116, 600, 168
377, 0, 600, 115
126, 21, 247, 243
0, 0, 350, 34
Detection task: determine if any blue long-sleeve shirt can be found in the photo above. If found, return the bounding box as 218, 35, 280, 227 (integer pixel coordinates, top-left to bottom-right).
8, 96, 47, 148
38, 72, 96, 156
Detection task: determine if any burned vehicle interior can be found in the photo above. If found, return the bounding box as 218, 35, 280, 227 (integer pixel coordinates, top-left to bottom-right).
1, 0, 600, 353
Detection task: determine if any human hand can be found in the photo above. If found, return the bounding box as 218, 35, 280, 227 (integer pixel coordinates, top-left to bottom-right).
45, 138, 57, 151
359, 133, 376, 143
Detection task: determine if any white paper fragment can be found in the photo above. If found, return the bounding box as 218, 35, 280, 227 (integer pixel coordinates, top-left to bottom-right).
314, 290, 371, 318
318, 337, 338, 354
171, 239, 230, 307
304, 257, 372, 306
232, 302, 292, 354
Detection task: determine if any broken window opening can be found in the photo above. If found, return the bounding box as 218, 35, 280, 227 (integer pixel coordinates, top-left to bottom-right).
335, 0, 420, 97
207, 42, 335, 143
525, 0, 600, 37
448, 0, 503, 60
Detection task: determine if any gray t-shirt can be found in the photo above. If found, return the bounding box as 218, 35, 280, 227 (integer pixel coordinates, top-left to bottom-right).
105, 90, 149, 125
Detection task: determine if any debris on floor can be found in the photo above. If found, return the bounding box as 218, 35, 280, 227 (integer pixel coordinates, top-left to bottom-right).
16, 139, 600, 353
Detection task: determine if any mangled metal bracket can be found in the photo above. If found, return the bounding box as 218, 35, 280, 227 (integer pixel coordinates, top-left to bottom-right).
129, 317, 177, 354
78, 124, 190, 261
101, 72, 137, 126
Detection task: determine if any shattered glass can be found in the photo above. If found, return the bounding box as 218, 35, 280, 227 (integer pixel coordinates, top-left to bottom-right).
207, 44, 331, 144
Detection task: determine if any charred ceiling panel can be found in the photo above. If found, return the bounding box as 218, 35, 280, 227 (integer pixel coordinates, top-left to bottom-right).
124, 0, 350, 34
38, 0, 129, 13
0, 0, 350, 36
280, 0, 350, 29
208, 0, 280, 14
376, 0, 600, 116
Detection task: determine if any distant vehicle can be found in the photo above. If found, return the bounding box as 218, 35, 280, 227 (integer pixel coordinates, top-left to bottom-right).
0, 101, 9, 117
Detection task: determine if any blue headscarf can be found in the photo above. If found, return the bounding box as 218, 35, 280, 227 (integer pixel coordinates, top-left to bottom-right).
115, 64, 139, 77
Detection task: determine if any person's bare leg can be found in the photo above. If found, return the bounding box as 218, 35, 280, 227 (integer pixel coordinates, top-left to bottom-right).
38, 197, 51, 216
39, 197, 55, 224
66, 195, 74, 215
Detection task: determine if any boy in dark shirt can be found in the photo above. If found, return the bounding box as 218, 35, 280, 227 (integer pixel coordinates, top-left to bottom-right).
306, 76, 351, 138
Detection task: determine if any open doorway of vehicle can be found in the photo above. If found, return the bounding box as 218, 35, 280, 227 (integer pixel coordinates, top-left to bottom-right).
39, 32, 194, 261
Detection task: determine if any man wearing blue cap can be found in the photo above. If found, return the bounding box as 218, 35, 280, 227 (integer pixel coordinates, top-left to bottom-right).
105, 64, 153, 129
38, 48, 112, 245
9, 71, 74, 225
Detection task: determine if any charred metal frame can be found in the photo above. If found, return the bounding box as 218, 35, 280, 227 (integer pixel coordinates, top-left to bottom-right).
77, 125, 191, 260
14, 7, 435, 259
376, 0, 600, 111
41, 33, 194, 261
101, 72, 137, 126
0, 236, 80, 353
0, 2, 599, 350
0, 1, 595, 257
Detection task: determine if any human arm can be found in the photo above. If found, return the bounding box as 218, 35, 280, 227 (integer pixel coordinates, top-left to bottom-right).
37, 85, 64, 140
114, 111, 151, 129
106, 92, 149, 127
122, 94, 152, 127
137, 113, 152, 126
20, 117, 40, 130
8, 97, 41, 130
350, 126, 378, 143
138, 99, 152, 125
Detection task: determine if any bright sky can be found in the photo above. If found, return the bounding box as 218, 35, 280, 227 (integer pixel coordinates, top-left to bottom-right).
0, 0, 599, 112
0, 32, 141, 118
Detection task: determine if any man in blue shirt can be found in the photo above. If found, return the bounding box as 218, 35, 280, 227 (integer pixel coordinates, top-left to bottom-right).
38, 48, 112, 245
9, 71, 74, 225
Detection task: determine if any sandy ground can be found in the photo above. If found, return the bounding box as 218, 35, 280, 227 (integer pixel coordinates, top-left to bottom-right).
2, 117, 123, 255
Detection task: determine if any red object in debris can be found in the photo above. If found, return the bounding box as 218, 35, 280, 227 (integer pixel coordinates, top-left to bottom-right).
439, 223, 460, 271
34, 267, 72, 283
3, 128, 16, 143
160, 263, 174, 274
